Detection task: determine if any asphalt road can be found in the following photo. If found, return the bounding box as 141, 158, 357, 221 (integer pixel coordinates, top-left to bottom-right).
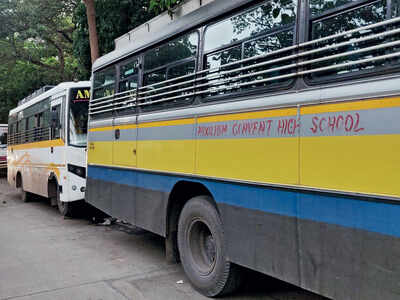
0, 176, 327, 300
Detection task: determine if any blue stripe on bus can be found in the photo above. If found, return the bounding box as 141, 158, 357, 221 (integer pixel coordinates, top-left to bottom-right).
88, 165, 400, 238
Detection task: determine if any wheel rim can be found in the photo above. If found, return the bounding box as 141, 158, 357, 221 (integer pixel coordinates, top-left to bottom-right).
187, 218, 217, 276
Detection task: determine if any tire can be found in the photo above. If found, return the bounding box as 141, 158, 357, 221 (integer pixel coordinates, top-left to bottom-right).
177, 196, 241, 297
18, 177, 31, 203
57, 188, 74, 217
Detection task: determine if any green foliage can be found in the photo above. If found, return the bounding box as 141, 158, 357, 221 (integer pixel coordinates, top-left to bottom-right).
73, 0, 156, 74
0, 0, 158, 123
149, 0, 184, 16
0, 61, 60, 123
0, 0, 81, 123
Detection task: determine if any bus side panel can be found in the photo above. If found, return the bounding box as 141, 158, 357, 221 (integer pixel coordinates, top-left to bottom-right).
87, 127, 113, 166
86, 166, 113, 216
7, 140, 65, 198
137, 118, 196, 174
209, 182, 400, 300
86, 165, 172, 236
300, 97, 400, 198
134, 118, 196, 234
195, 108, 299, 185
87, 128, 114, 214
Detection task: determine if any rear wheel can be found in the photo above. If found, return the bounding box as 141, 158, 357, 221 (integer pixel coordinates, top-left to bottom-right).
18, 177, 32, 203
177, 196, 241, 297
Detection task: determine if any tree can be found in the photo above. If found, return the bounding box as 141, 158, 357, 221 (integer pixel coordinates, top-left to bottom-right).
73, 0, 156, 74
82, 0, 99, 64
0, 0, 83, 122
0, 0, 81, 81
149, 0, 184, 17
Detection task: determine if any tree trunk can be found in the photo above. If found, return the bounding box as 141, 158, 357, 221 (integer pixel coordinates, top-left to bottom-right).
83, 0, 99, 64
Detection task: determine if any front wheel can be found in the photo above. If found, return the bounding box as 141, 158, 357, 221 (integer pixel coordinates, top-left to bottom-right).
57, 190, 74, 217
177, 196, 241, 297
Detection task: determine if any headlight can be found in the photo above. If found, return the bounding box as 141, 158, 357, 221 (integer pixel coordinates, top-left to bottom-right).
67, 164, 86, 179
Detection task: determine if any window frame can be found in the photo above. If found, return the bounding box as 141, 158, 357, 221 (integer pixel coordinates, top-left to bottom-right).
306, 0, 400, 85
201, 0, 299, 103
114, 55, 142, 117
139, 30, 200, 112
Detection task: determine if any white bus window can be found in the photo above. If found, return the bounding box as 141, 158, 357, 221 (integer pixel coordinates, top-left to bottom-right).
69, 88, 90, 147
51, 105, 62, 140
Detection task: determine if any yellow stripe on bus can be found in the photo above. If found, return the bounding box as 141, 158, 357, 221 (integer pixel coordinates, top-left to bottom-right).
89, 124, 138, 132
8, 139, 64, 150
89, 126, 113, 132
301, 96, 400, 115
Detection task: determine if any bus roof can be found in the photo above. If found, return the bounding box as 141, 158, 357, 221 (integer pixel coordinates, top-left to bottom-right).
92, 0, 253, 72
9, 81, 90, 116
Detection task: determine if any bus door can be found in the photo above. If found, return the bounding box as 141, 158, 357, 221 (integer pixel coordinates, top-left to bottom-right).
112, 116, 137, 167
113, 57, 140, 167
111, 61, 140, 223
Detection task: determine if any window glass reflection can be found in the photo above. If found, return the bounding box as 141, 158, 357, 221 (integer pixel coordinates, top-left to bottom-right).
204, 0, 297, 52
144, 32, 198, 71
120, 60, 139, 80
244, 30, 293, 58
393, 0, 400, 16
310, 0, 358, 16
312, 1, 386, 39
167, 61, 196, 79
206, 45, 242, 69
93, 67, 116, 100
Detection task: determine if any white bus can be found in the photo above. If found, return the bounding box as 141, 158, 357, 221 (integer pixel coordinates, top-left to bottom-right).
7, 82, 90, 216
0, 124, 7, 171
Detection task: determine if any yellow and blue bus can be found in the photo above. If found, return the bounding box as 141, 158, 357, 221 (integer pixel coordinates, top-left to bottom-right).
86, 0, 400, 298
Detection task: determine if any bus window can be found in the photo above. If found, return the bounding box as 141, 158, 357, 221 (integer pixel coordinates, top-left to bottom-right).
204, 0, 297, 52
144, 32, 198, 71
69, 88, 90, 147
140, 31, 198, 111
92, 67, 116, 119
394, 0, 400, 16
144, 68, 167, 86
51, 105, 62, 140
0, 132, 6, 145
311, 1, 386, 40
309, 0, 358, 16
119, 58, 139, 93
203, 0, 297, 100
307, 0, 397, 83
206, 45, 242, 70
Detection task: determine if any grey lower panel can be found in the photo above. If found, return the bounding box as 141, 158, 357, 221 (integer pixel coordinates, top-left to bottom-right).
219, 203, 400, 300
86, 177, 167, 237
86, 177, 112, 216
135, 186, 168, 236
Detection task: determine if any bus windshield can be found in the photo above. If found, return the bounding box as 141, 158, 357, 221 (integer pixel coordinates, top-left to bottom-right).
69, 88, 90, 147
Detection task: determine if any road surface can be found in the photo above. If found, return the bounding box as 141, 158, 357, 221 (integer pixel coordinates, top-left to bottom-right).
0, 176, 327, 300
